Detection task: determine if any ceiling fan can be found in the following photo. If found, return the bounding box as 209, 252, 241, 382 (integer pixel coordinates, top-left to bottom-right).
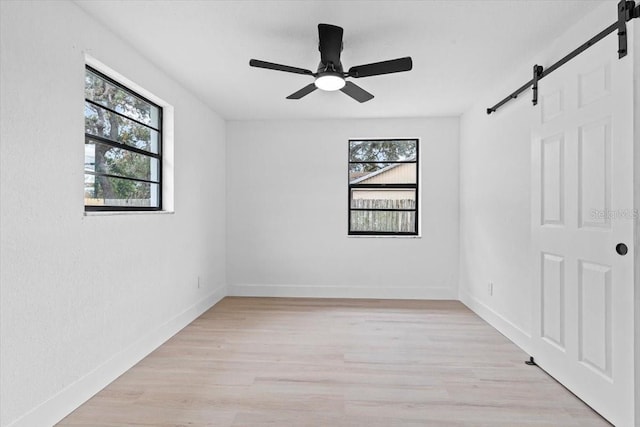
249, 23, 413, 103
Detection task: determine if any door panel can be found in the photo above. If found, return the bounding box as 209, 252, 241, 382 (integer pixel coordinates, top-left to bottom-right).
531, 31, 635, 426
578, 118, 611, 229
541, 135, 565, 226
541, 253, 565, 349
578, 62, 610, 107
577, 260, 612, 378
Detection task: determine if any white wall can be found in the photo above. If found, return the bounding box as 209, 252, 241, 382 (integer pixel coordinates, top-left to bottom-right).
0, 2, 226, 426
226, 118, 459, 299
459, 0, 627, 352
634, 15, 640, 427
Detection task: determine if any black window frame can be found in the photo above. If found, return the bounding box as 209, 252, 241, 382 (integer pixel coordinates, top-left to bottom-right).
84, 65, 163, 212
348, 138, 419, 236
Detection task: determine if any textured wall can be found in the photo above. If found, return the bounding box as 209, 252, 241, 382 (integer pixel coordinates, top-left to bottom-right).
0, 1, 226, 425
634, 16, 640, 426
227, 118, 459, 299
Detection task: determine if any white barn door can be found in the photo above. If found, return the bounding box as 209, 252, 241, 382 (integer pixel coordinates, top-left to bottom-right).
531, 31, 635, 426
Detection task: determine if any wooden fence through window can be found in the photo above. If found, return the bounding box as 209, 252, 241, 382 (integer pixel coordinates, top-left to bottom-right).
350, 199, 416, 232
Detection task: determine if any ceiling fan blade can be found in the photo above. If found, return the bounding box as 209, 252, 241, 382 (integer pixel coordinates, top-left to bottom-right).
249, 59, 314, 76
286, 83, 318, 100
340, 81, 374, 103
318, 24, 343, 68
348, 57, 413, 78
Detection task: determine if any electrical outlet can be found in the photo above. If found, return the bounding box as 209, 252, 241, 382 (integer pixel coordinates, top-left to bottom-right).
488, 282, 493, 296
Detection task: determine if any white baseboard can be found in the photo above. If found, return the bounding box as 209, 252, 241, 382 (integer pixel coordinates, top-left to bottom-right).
8, 285, 227, 427
458, 289, 532, 355
228, 284, 456, 300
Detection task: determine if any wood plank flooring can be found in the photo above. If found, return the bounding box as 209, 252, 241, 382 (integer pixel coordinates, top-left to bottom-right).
58, 297, 610, 426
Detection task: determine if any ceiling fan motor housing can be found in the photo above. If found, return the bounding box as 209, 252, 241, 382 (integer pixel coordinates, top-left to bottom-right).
317, 23, 344, 73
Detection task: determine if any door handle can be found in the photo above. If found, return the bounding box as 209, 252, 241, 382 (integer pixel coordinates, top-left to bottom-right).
616, 243, 628, 256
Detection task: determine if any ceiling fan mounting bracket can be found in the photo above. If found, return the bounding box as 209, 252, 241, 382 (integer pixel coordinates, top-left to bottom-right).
318, 62, 343, 74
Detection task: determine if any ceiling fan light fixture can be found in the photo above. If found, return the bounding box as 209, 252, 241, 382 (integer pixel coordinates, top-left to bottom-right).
314, 73, 345, 91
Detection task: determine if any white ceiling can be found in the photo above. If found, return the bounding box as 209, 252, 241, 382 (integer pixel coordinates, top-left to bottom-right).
75, 0, 605, 120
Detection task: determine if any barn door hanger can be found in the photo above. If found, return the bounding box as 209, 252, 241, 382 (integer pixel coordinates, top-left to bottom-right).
618, 0, 639, 58
487, 0, 640, 115
531, 64, 543, 106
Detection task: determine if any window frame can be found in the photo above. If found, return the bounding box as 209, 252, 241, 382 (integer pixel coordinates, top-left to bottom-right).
348, 138, 419, 236
84, 65, 163, 212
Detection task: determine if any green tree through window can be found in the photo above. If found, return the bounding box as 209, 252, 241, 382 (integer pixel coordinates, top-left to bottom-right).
84, 67, 162, 210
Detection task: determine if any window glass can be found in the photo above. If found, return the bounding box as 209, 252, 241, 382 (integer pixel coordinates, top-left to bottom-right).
85, 139, 160, 182
85, 68, 160, 129
84, 175, 159, 208
350, 189, 416, 209
348, 139, 418, 235
84, 66, 162, 211
349, 139, 417, 162
350, 211, 416, 233
85, 103, 159, 154
349, 163, 416, 184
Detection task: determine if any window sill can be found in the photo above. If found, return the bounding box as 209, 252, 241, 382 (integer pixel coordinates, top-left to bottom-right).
84, 210, 175, 217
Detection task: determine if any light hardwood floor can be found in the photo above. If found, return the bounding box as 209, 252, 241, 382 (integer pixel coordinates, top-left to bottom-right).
58, 297, 610, 426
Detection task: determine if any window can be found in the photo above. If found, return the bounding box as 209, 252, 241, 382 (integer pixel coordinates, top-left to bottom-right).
84, 66, 162, 211
348, 139, 418, 235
